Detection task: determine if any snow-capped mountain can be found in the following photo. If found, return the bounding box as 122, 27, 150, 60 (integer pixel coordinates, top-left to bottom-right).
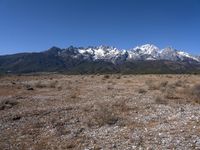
132, 44, 160, 56
58, 44, 199, 63
128, 44, 160, 60
1, 44, 200, 74
78, 46, 122, 61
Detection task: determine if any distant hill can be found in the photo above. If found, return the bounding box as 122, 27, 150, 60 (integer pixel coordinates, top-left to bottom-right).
0, 44, 200, 74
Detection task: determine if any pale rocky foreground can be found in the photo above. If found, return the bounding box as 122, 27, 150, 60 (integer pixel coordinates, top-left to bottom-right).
0, 74, 200, 150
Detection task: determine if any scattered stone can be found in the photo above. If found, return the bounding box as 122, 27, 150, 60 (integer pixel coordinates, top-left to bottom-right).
12, 115, 21, 121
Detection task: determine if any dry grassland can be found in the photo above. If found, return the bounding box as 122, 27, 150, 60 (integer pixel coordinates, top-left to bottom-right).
0, 74, 200, 149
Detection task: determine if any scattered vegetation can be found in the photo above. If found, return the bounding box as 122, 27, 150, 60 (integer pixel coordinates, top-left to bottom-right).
69, 87, 81, 100
49, 80, 58, 88
174, 80, 185, 87
189, 84, 200, 104
146, 80, 168, 90
35, 81, 47, 88
107, 85, 114, 90
138, 88, 147, 94
155, 96, 168, 105
34, 80, 57, 88
103, 74, 110, 80
147, 79, 200, 105
1, 74, 200, 149
89, 102, 119, 127
25, 84, 34, 90
116, 75, 121, 79
0, 99, 18, 110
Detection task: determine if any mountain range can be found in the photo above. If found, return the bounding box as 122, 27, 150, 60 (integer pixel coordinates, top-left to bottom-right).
0, 44, 200, 74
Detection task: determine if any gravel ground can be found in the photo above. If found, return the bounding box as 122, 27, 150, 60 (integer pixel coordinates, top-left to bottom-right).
0, 74, 200, 150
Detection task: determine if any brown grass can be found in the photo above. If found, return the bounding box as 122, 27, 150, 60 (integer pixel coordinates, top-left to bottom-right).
146, 80, 168, 90
35, 81, 47, 88
48, 80, 58, 88
157, 80, 200, 104
138, 88, 147, 94
103, 74, 110, 80
116, 75, 121, 79
69, 87, 81, 100
155, 96, 168, 105
188, 84, 200, 104
88, 102, 119, 127
1, 74, 200, 149
0, 99, 18, 110
34, 80, 57, 88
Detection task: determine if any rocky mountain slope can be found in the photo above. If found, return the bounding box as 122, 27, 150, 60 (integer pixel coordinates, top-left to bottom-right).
0, 44, 200, 74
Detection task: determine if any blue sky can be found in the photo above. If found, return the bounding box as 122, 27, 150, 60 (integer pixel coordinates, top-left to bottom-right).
0, 0, 200, 55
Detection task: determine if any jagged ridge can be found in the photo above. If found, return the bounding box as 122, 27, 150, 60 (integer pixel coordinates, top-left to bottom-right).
56, 44, 199, 63
0, 44, 200, 74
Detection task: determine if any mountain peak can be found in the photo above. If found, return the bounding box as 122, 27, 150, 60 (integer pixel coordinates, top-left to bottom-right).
140, 44, 158, 49
1, 44, 200, 74
97, 45, 117, 50
135, 43, 159, 50
45, 46, 61, 55
132, 44, 160, 57
46, 44, 199, 63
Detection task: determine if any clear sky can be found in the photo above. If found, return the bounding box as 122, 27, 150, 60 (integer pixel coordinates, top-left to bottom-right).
0, 0, 200, 55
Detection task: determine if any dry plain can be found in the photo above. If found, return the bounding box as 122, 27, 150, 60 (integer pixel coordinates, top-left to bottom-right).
0, 74, 200, 150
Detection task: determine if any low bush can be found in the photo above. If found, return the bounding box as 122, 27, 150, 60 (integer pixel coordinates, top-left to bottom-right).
0, 99, 18, 110
89, 102, 118, 127
190, 84, 200, 104
155, 96, 168, 105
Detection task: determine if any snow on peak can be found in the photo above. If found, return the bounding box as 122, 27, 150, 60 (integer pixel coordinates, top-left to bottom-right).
133, 44, 160, 55
69, 44, 200, 63
92, 46, 119, 59
177, 51, 199, 62
136, 44, 159, 50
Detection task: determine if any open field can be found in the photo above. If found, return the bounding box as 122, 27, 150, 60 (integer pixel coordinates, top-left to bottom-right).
0, 74, 200, 149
